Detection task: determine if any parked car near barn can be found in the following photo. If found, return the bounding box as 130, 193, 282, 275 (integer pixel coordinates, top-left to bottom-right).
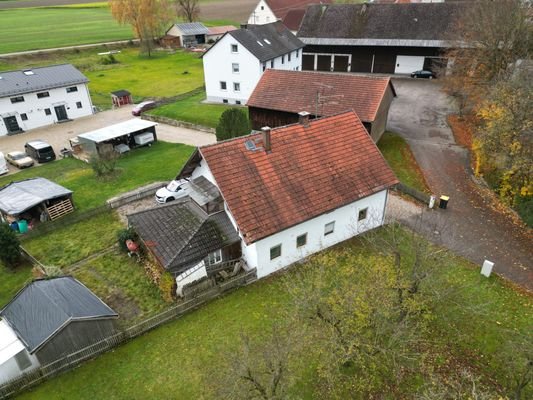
132, 101, 156, 116
411, 70, 436, 79
5, 151, 34, 169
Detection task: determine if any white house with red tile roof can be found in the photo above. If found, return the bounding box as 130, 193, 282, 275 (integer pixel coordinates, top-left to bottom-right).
176, 111, 398, 278
247, 0, 333, 26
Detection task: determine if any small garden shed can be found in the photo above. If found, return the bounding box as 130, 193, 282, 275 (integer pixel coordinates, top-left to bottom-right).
111, 90, 132, 107
0, 178, 74, 224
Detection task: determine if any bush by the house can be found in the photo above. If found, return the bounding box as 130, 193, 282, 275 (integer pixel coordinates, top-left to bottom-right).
0, 223, 21, 268
117, 227, 137, 253
215, 108, 251, 142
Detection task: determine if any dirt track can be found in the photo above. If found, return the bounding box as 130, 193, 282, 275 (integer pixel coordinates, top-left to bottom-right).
0, 0, 257, 23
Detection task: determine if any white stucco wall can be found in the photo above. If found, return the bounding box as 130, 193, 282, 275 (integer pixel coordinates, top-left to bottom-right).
248, 190, 388, 278
247, 0, 277, 25
0, 83, 93, 136
203, 33, 303, 105
175, 261, 208, 297
0, 320, 40, 385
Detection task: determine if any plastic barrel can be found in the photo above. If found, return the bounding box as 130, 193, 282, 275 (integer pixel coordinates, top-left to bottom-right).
18, 220, 28, 234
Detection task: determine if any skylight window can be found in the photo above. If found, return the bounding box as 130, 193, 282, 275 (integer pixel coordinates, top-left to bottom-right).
264, 39, 271, 44
256, 41, 264, 47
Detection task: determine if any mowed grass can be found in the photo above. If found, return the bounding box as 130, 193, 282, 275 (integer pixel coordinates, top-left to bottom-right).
0, 4, 133, 54
378, 131, 430, 193
15, 230, 533, 400
0, 142, 194, 211
0, 262, 33, 307
150, 92, 239, 128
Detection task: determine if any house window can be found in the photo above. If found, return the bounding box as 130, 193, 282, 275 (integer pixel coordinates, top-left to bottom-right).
281, 55, 285, 64
220, 81, 227, 90
324, 221, 335, 236
261, 5, 264, 10
270, 244, 281, 260
20, 113, 28, 121
232, 63, 240, 73
233, 82, 240, 92
236, 100, 241, 105
44, 108, 51, 116
208, 249, 222, 265
223, 99, 228, 104
288, 52, 291, 62
10, 96, 24, 104
296, 49, 299, 58
37, 91, 50, 99
296, 233, 307, 248
14, 350, 32, 371
271, 60, 274, 68
76, 101, 82, 109
231, 44, 238, 53
66, 86, 78, 93
358, 208, 368, 221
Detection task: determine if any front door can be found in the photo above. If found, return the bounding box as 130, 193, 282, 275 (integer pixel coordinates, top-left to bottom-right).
54, 105, 68, 121
3, 116, 21, 134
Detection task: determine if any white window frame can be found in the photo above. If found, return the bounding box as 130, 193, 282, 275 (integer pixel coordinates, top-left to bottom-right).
232, 63, 240, 73
233, 82, 241, 92
296, 233, 307, 248
220, 81, 227, 91
208, 249, 222, 265
358, 207, 368, 221
231, 44, 238, 53
270, 244, 282, 260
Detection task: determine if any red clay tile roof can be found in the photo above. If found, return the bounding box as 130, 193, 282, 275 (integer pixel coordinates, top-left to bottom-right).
266, 0, 333, 19
207, 25, 237, 36
247, 69, 395, 123
199, 111, 398, 244
282, 9, 307, 31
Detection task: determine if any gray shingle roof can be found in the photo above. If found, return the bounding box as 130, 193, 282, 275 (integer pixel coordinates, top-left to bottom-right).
0, 177, 72, 216
128, 199, 240, 274
0, 64, 89, 98
175, 22, 209, 36
0, 277, 117, 353
229, 22, 304, 62
298, 3, 463, 45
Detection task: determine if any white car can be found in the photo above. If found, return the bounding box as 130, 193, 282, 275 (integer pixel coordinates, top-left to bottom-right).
5, 151, 34, 169
155, 179, 189, 204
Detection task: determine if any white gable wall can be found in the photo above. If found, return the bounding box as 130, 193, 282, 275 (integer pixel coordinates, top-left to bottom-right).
203, 34, 303, 105
248, 0, 277, 25
0, 84, 93, 136
245, 190, 388, 278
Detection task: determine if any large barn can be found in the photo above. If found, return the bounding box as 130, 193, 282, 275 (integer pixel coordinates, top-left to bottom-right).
297, 2, 464, 74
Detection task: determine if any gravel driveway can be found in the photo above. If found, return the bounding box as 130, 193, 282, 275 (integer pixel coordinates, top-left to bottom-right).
388, 79, 532, 291
0, 105, 215, 175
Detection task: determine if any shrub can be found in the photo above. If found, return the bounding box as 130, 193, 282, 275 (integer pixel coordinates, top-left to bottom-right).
516, 197, 533, 228
117, 227, 137, 253
89, 146, 119, 177
0, 224, 21, 268
216, 108, 250, 142
99, 54, 119, 65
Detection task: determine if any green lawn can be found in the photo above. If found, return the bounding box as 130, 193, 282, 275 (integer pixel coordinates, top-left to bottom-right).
14, 230, 532, 399
378, 131, 430, 193
0, 262, 33, 307
0, 142, 194, 211
0, 4, 133, 54
150, 92, 239, 128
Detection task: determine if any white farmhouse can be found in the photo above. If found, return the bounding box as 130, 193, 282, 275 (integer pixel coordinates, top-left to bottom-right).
202, 22, 304, 105
128, 111, 398, 291
0, 64, 93, 136
247, 0, 333, 26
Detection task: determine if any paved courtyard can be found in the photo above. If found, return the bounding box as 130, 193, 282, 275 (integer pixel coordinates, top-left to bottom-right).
0, 105, 215, 174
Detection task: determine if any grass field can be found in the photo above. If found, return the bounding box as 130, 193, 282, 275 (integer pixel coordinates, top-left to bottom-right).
150, 92, 238, 128
14, 230, 533, 399
0, 142, 194, 211
378, 131, 430, 193
0, 4, 133, 54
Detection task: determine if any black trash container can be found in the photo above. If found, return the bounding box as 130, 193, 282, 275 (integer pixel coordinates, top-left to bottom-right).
439, 195, 449, 209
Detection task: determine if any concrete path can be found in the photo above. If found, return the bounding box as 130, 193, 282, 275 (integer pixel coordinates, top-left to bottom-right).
0, 105, 215, 175
388, 79, 532, 292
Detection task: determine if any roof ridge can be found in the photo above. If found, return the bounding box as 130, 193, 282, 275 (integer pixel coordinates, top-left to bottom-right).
0, 63, 77, 75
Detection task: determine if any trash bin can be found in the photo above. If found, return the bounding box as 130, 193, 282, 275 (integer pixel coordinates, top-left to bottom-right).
18, 220, 28, 234
439, 195, 450, 209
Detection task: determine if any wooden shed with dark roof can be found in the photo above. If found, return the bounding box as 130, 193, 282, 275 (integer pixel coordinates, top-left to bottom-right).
297, 2, 465, 74
246, 69, 396, 141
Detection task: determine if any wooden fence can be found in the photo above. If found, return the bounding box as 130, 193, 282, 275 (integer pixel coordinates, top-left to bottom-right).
0, 269, 257, 399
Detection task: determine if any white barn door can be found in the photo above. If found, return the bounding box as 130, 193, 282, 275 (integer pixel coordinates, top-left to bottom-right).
395, 55, 425, 74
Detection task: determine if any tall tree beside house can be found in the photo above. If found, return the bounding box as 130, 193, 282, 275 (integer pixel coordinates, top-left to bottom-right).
215, 108, 251, 142
174, 0, 200, 22
0, 223, 21, 269
109, 0, 171, 56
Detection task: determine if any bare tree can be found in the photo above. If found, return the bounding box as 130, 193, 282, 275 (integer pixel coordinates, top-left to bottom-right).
175, 0, 200, 23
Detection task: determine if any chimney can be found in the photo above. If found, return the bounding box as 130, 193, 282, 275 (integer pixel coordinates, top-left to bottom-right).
298, 111, 311, 127
240, 23, 248, 30
261, 126, 272, 153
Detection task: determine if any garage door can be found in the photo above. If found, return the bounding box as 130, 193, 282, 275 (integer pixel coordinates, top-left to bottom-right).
394, 56, 425, 74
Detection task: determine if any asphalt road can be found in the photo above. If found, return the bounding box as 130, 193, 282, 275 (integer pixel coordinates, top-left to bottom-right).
388, 79, 532, 291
